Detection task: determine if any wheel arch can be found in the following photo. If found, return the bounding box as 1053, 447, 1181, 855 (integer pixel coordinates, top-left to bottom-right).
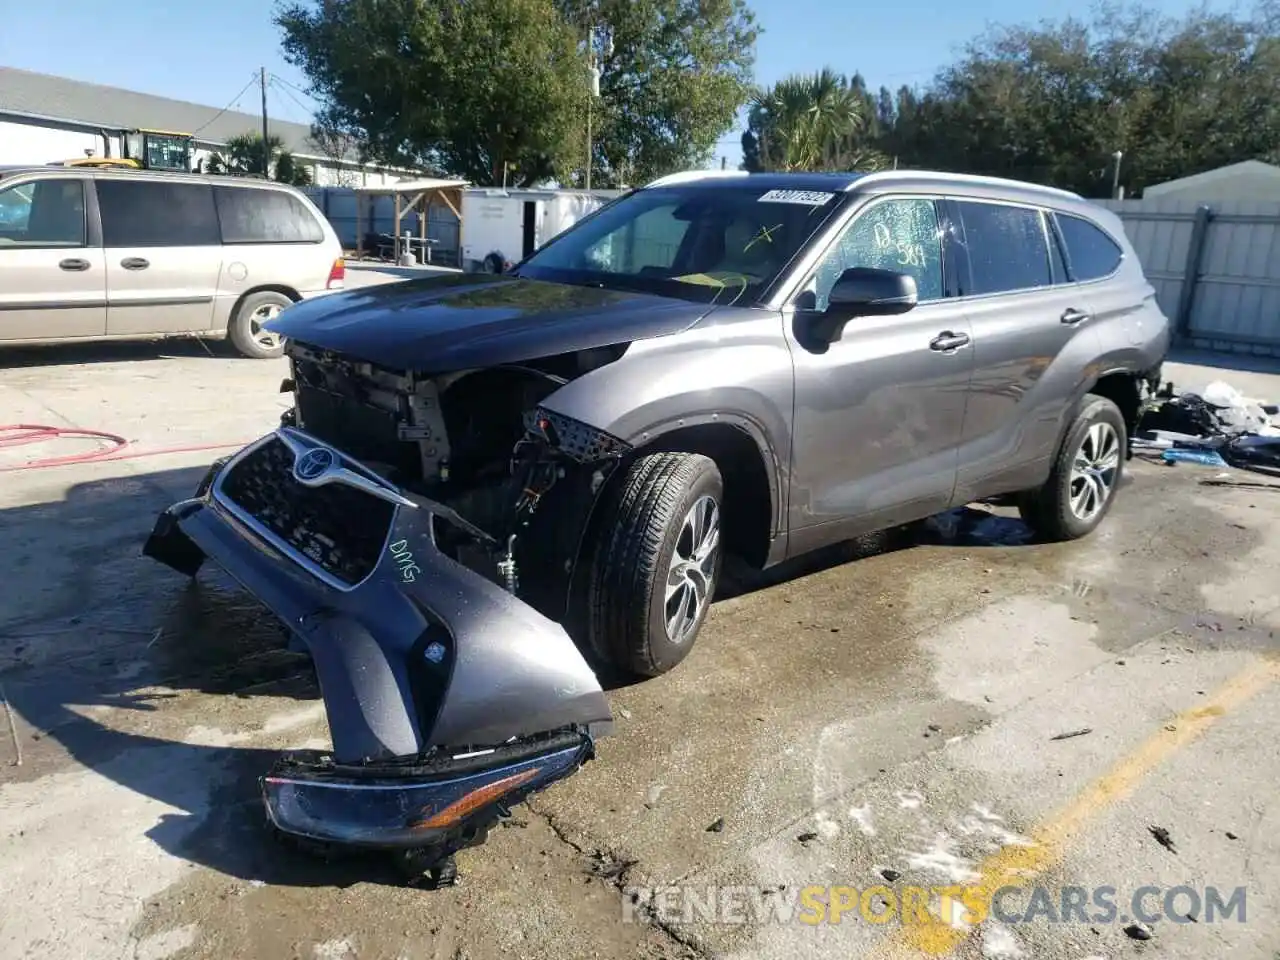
227, 284, 302, 335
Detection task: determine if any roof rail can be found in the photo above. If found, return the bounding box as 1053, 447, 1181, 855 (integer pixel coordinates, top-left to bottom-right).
849, 169, 1083, 201
644, 169, 750, 188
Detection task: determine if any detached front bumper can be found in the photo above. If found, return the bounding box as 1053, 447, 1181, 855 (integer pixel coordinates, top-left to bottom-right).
143, 428, 611, 851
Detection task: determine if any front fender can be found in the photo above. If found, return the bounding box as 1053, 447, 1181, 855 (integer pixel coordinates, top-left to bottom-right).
540, 307, 795, 539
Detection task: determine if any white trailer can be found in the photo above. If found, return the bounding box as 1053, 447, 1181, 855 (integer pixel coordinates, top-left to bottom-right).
460, 188, 617, 273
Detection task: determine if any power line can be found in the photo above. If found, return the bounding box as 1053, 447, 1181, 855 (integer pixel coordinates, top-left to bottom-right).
191, 73, 260, 136
271, 72, 320, 104
269, 76, 317, 123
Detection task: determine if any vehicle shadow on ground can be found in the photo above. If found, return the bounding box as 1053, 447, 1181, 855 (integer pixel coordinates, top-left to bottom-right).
0, 336, 248, 367
0, 465, 1043, 889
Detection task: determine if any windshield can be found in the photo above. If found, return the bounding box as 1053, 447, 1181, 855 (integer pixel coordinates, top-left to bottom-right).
513, 184, 845, 304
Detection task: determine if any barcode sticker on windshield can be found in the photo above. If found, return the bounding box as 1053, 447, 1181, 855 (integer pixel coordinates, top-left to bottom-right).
758, 189, 835, 205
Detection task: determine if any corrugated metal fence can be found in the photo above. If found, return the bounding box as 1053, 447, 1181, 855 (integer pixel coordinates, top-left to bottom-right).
303, 186, 462, 265
1099, 198, 1280, 356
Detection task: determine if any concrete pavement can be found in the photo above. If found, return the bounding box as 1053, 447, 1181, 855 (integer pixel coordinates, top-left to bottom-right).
1, 339, 1277, 960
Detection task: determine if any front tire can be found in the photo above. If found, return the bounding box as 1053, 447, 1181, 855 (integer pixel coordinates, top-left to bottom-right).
584, 453, 724, 678
1019, 393, 1126, 541
229, 290, 293, 359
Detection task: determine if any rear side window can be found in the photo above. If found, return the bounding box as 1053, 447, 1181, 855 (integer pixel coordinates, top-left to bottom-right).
215, 186, 324, 244
1056, 213, 1123, 281
956, 201, 1052, 295
97, 180, 219, 246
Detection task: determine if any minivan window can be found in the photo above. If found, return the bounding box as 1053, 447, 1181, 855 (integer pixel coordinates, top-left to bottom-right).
97, 180, 219, 247
0, 179, 85, 246
215, 186, 324, 244
956, 201, 1052, 295
1056, 213, 1123, 281
808, 197, 944, 308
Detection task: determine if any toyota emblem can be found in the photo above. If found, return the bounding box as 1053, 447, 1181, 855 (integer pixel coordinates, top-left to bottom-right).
293, 446, 336, 482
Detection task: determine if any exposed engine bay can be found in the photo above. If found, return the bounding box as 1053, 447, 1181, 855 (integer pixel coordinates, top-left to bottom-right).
281, 340, 631, 614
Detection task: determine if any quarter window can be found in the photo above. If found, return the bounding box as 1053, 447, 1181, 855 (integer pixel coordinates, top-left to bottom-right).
808, 198, 944, 309
215, 186, 324, 243
97, 180, 220, 246
956, 201, 1052, 294
0, 179, 86, 247
1056, 213, 1123, 281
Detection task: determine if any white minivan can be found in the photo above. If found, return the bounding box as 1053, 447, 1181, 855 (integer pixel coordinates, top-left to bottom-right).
0, 166, 345, 358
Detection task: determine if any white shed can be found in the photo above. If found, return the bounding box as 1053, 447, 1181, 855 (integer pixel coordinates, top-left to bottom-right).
1143, 160, 1280, 202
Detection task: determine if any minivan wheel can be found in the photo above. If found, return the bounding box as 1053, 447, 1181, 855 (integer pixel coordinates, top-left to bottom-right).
229, 291, 293, 359
1018, 393, 1127, 541
583, 452, 724, 678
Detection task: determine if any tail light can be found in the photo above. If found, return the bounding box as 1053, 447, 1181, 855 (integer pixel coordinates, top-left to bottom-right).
326, 257, 345, 289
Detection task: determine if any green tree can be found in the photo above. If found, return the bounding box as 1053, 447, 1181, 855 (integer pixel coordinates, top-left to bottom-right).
276, 0, 586, 186
207, 132, 314, 185
557, 0, 758, 186
741, 69, 888, 172
882, 2, 1280, 196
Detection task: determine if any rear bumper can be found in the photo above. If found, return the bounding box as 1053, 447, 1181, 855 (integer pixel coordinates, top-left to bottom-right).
143, 429, 611, 846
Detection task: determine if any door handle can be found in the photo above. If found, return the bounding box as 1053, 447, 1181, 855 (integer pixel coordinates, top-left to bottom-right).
1061, 307, 1091, 325
929, 331, 971, 352
58, 258, 90, 272
120, 257, 150, 270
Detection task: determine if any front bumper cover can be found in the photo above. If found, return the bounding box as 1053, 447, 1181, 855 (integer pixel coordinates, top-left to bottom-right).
143, 428, 612, 850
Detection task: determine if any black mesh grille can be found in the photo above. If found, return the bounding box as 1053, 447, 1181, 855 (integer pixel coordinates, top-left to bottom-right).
218, 438, 397, 586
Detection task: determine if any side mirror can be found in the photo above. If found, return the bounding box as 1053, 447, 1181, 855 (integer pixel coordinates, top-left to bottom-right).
802, 267, 919, 346
829, 267, 918, 316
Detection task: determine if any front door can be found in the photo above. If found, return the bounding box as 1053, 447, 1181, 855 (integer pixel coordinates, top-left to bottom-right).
0, 176, 105, 342
96, 178, 223, 336
786, 196, 973, 549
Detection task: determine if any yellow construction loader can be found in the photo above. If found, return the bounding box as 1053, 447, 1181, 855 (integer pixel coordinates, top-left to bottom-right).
55, 129, 194, 172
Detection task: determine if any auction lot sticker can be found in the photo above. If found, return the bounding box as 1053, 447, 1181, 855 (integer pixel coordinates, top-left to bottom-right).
758, 189, 836, 205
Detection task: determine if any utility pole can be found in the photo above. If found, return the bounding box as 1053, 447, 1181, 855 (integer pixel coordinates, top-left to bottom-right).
721, 156, 727, 170
1111, 150, 1124, 199
260, 67, 270, 178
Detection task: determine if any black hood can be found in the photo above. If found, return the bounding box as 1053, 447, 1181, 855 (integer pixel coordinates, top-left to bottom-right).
267, 274, 710, 372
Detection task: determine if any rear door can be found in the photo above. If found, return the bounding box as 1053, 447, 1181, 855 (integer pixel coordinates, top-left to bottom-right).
96, 177, 223, 336
0, 175, 105, 341
946, 199, 1103, 503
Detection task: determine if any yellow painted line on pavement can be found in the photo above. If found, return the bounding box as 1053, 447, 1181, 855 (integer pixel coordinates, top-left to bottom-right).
873, 656, 1280, 959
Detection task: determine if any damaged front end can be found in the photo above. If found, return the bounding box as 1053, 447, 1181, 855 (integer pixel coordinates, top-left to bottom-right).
143, 417, 617, 882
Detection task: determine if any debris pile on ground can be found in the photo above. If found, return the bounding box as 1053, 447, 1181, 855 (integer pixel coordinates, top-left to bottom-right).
1135, 379, 1280, 477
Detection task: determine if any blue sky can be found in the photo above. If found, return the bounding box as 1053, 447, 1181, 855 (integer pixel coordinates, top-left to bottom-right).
0, 0, 1238, 171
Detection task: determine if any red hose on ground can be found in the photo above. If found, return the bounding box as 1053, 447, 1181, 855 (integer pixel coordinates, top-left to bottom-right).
0, 424, 247, 472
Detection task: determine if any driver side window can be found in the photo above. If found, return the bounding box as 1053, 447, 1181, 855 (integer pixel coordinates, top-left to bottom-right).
808, 198, 943, 310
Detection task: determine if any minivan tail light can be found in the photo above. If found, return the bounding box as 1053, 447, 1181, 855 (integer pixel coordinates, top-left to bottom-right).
327, 257, 345, 289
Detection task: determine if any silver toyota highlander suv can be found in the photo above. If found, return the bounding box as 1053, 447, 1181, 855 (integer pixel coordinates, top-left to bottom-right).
143, 169, 1170, 877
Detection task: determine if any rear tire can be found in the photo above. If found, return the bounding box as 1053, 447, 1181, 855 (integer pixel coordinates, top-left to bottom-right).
229, 290, 293, 359
583, 452, 724, 678
1018, 393, 1126, 541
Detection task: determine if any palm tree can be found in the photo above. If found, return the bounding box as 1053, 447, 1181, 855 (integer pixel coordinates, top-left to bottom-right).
205, 133, 313, 185
748, 69, 889, 172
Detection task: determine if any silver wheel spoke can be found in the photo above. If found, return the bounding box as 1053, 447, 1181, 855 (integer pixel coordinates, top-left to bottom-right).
663, 493, 721, 645
665, 586, 692, 639
1067, 420, 1120, 522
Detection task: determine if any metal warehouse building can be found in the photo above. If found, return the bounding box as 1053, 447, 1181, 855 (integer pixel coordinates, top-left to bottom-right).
0, 66, 403, 187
